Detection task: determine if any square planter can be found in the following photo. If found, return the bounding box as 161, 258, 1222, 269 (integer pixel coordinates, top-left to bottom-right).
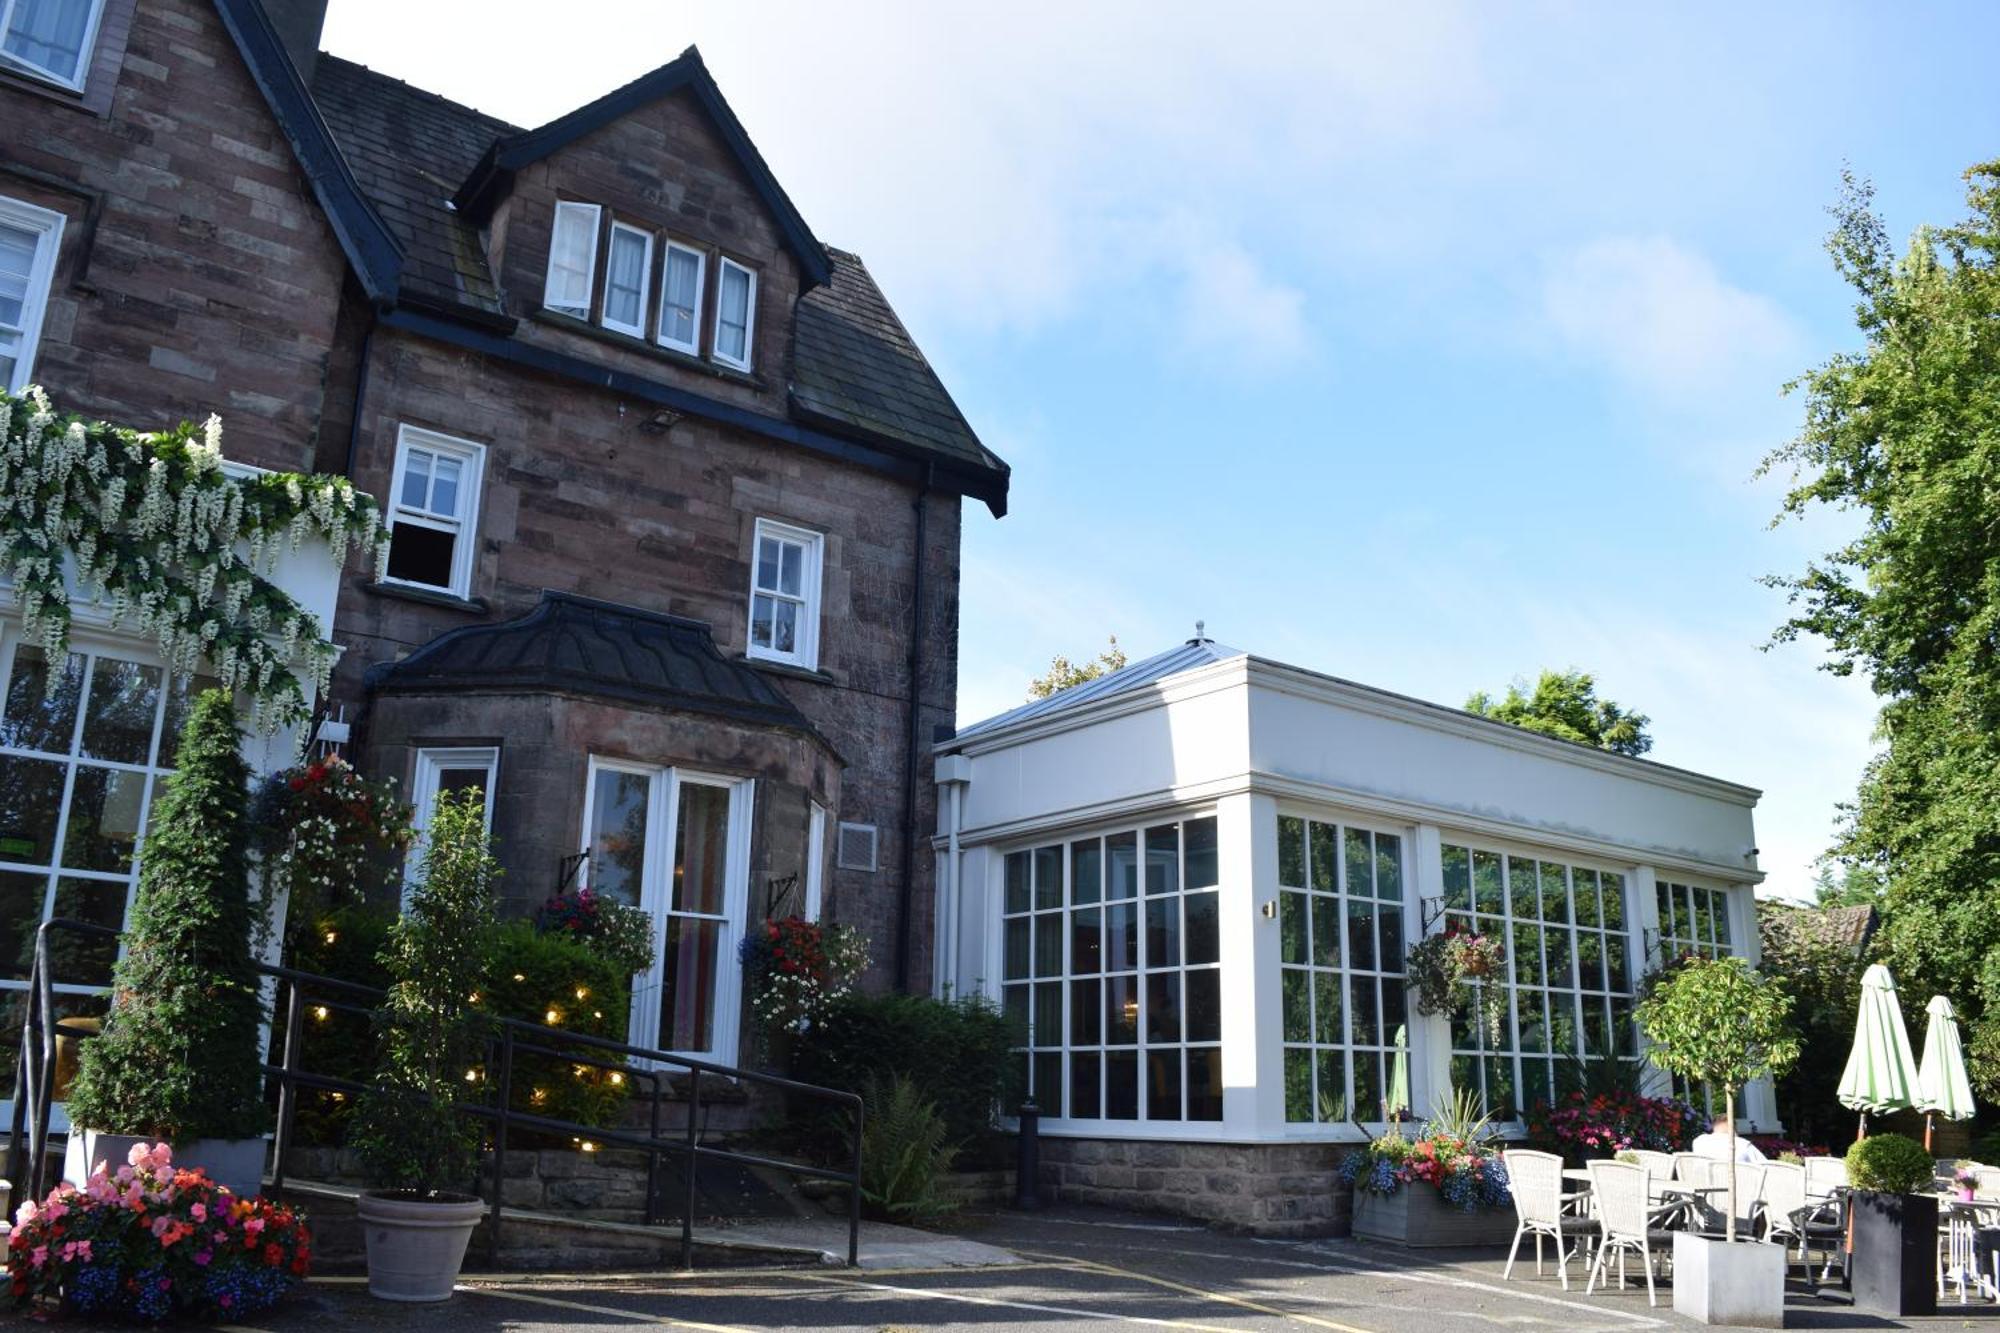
64, 1129, 267, 1199
1849, 1190, 1937, 1318
1671, 1231, 1787, 1327
1351, 1182, 1516, 1247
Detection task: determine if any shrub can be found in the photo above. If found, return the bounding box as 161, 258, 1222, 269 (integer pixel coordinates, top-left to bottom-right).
280, 905, 396, 1144
1845, 1132, 1935, 1195
788, 992, 1019, 1163
349, 791, 497, 1195
534, 888, 655, 977
485, 921, 631, 1131
856, 1075, 958, 1223
65, 691, 269, 1142
8, 1142, 310, 1320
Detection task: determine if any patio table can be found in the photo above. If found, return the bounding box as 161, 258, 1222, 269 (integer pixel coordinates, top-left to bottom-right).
1940, 1197, 2000, 1305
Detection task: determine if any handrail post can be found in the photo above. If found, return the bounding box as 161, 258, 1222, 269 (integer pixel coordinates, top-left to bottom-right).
30, 928, 60, 1200
269, 979, 304, 1199
644, 1070, 663, 1226
847, 1096, 863, 1268
681, 1069, 699, 1269
489, 1025, 515, 1266
6, 946, 40, 1213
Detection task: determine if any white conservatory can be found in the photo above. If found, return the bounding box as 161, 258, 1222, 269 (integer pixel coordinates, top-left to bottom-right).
931, 637, 1772, 1230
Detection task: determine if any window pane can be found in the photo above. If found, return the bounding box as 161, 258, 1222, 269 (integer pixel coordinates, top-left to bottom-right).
1374, 833, 1402, 901
1309, 820, 1338, 893
770, 599, 798, 654
1069, 907, 1102, 975
1183, 817, 1218, 888
80, 657, 160, 765
1004, 850, 1029, 914
1105, 901, 1138, 972
1572, 869, 1601, 927
1033, 845, 1062, 909
717, 265, 750, 360
1381, 973, 1407, 1032
1377, 902, 1404, 974
1281, 968, 1310, 1042
1278, 891, 1306, 964
1600, 873, 1625, 929
1106, 832, 1137, 899
1349, 973, 1378, 1046
756, 537, 781, 593
1143, 824, 1178, 895
429, 454, 462, 518
1145, 1049, 1180, 1120
1032, 1052, 1061, 1119
1514, 923, 1543, 986
1105, 1051, 1138, 1119
398, 448, 432, 509
0, 869, 46, 981
385, 521, 456, 589
1442, 844, 1470, 911
1003, 919, 1029, 980
1508, 856, 1538, 918
1277, 816, 1304, 888
547, 204, 597, 313
674, 783, 730, 916
61, 766, 146, 873
663, 248, 700, 344
1105, 974, 1138, 1045
1032, 982, 1061, 1047
1069, 978, 1100, 1044
1185, 970, 1219, 1042
1539, 862, 1569, 923
1346, 898, 1376, 971
2, 646, 84, 753
48, 875, 122, 986
1186, 1047, 1222, 1121
1182, 890, 1217, 965
1316, 1049, 1348, 1122
1033, 914, 1062, 978
1713, 892, 1734, 945
1472, 850, 1503, 914
1313, 971, 1340, 1044
585, 769, 650, 905
1312, 894, 1341, 968
1576, 930, 1604, 991
1070, 840, 1101, 905
1344, 828, 1372, 897
659, 916, 719, 1052
1353, 1050, 1381, 1123
1145, 972, 1179, 1043
1144, 897, 1178, 969
0, 754, 66, 867
604, 228, 648, 329
1544, 927, 1573, 989
778, 540, 803, 596
3, 0, 95, 83
1285, 1047, 1313, 1122
1070, 1051, 1100, 1120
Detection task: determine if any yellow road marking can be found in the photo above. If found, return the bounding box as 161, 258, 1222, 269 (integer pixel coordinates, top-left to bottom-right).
463, 1286, 757, 1332
1015, 1248, 1375, 1333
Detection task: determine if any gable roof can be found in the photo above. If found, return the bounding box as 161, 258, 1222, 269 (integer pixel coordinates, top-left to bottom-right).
452, 46, 830, 289
953, 637, 1245, 742
366, 590, 834, 749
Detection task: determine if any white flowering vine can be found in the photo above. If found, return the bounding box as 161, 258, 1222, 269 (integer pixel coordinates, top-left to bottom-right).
0, 387, 386, 731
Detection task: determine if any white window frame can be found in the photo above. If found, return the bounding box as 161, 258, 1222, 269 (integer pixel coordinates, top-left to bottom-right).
804, 801, 828, 921
542, 201, 601, 319
599, 220, 653, 339
0, 0, 107, 91
745, 518, 823, 671
0, 194, 64, 394
711, 256, 757, 371
655, 241, 706, 355
578, 757, 753, 1064
382, 424, 486, 599
404, 746, 498, 907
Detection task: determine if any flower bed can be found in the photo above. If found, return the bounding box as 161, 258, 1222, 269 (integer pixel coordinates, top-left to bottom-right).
1339, 1130, 1511, 1212
9, 1143, 309, 1321
1525, 1089, 1702, 1163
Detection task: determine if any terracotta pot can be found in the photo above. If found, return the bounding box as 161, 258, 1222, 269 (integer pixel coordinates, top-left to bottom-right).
357, 1189, 485, 1302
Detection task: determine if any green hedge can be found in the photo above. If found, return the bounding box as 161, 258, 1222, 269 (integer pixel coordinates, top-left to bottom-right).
788, 992, 1021, 1164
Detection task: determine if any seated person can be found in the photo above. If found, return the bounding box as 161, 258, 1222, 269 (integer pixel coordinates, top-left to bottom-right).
1690, 1113, 1768, 1164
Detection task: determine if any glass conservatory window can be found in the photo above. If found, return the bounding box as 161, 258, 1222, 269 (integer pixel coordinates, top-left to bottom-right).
1278, 816, 1407, 1125
1655, 879, 1734, 961
1001, 815, 1221, 1123
1439, 843, 1636, 1121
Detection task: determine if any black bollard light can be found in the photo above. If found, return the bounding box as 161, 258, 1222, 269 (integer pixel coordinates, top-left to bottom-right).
1013, 1098, 1043, 1210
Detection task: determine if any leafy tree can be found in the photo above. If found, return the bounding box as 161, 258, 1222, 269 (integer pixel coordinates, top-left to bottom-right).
1464, 669, 1652, 757
1810, 862, 1883, 909
66, 690, 269, 1141
1760, 164, 2000, 1032
1027, 636, 1127, 701
1635, 957, 1800, 1241
350, 790, 498, 1196
1757, 901, 1867, 1144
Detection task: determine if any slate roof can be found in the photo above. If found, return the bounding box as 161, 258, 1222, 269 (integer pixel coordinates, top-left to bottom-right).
953, 638, 1245, 742
793, 248, 1004, 474
311, 55, 514, 317
366, 591, 829, 744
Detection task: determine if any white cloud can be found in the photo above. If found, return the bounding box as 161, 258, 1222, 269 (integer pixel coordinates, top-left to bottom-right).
1541, 236, 1803, 400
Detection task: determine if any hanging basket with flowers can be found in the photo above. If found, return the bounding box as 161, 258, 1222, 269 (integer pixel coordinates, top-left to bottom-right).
739, 916, 869, 1035
1406, 927, 1510, 1046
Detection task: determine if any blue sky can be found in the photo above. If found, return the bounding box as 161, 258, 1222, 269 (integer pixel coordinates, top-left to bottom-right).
320, 1, 2000, 900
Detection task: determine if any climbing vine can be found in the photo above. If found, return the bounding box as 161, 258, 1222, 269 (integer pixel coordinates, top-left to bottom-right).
0, 387, 383, 729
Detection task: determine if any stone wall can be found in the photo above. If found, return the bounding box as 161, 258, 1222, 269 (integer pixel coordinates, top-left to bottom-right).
1038, 1137, 1354, 1237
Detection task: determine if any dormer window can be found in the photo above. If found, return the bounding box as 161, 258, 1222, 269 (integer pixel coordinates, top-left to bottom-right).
601, 221, 652, 338
542, 201, 600, 319
657, 242, 705, 355
0, 0, 106, 90
713, 258, 756, 371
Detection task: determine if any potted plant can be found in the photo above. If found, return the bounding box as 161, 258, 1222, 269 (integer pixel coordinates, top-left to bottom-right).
1633, 955, 1799, 1328
1340, 1091, 1514, 1246
739, 915, 869, 1067
1844, 1131, 1938, 1317
347, 790, 498, 1302
63, 691, 271, 1197
1406, 928, 1509, 1046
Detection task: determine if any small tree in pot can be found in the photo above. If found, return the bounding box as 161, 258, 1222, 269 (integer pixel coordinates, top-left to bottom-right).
64, 690, 270, 1197
1843, 1131, 1939, 1317
348, 790, 497, 1302
1634, 956, 1799, 1327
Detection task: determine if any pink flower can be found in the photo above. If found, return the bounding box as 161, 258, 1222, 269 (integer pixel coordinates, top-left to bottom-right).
14, 1200, 36, 1227
193, 1249, 212, 1267
190, 1202, 207, 1222
28, 1246, 46, 1271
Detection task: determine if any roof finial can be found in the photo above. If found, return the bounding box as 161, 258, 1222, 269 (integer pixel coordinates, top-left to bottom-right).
1191, 619, 1208, 645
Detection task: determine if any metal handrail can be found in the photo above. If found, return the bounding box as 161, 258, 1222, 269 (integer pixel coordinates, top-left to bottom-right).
6, 917, 864, 1268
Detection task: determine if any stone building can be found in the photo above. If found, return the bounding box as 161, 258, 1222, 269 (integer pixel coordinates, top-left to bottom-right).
0, 0, 1007, 1074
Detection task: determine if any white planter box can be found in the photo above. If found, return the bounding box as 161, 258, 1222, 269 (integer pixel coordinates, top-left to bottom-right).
1671, 1231, 1786, 1327
64, 1129, 266, 1199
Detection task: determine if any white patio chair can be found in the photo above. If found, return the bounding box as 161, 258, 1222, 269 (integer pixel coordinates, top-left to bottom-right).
1803, 1155, 1847, 1201
1673, 1152, 1713, 1186
1585, 1159, 1670, 1307
1501, 1149, 1595, 1289
1976, 1168, 2000, 1199
1758, 1161, 1809, 1260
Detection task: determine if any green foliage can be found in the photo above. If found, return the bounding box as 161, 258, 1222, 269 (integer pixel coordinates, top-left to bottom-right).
1464, 669, 1652, 757
1757, 901, 1870, 1145
1027, 635, 1127, 701
1844, 1131, 1935, 1195
1761, 164, 2000, 1037
855, 1074, 959, 1222
0, 387, 383, 729
283, 903, 395, 1144
66, 690, 269, 1141
1424, 1086, 1499, 1145
485, 921, 631, 1131
351, 790, 497, 1194
252, 756, 415, 933
789, 992, 1020, 1164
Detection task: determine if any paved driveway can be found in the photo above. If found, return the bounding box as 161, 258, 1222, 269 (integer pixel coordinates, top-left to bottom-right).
64, 1204, 2000, 1330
